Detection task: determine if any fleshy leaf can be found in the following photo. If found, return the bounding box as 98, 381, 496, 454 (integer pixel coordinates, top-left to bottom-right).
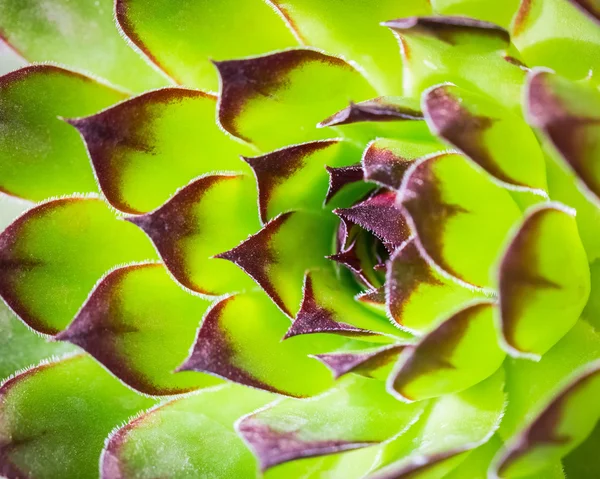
0, 65, 127, 201
568, 0, 600, 23
269, 0, 431, 94
285, 269, 405, 341
526, 70, 600, 204
373, 368, 505, 477
388, 301, 505, 401
497, 203, 590, 358
0, 355, 155, 478
325, 164, 366, 204
362, 138, 444, 189
216, 211, 334, 317
501, 320, 600, 440
237, 375, 425, 471
319, 97, 423, 127
0, 40, 25, 76
126, 174, 260, 296
492, 361, 600, 479
423, 84, 546, 190
386, 238, 477, 334
399, 153, 522, 288
216, 49, 376, 150
562, 418, 600, 479
335, 191, 411, 247
180, 292, 342, 397
511, 0, 600, 81
244, 140, 360, 222
102, 384, 274, 479
313, 344, 405, 380
69, 88, 253, 214
384, 16, 526, 110
0, 197, 156, 334
116, 0, 298, 91
55, 263, 221, 396
0, 0, 166, 92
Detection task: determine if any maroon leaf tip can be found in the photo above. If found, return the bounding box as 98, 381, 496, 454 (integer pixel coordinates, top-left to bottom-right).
362, 142, 415, 189
313, 345, 404, 379
284, 275, 374, 339
243, 140, 339, 221
325, 164, 364, 204
318, 98, 423, 128
382, 16, 510, 45
237, 417, 375, 471
334, 191, 410, 246
215, 213, 294, 316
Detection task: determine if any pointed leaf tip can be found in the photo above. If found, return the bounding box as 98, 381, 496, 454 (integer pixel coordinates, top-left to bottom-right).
318, 97, 423, 128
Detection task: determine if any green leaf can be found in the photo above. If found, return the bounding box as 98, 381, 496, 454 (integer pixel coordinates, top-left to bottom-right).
238, 375, 426, 471
0, 65, 127, 201
0, 0, 166, 92
0, 355, 156, 478
388, 301, 505, 401
128, 174, 261, 296
511, 0, 600, 81
430, 0, 521, 28
399, 152, 522, 289
501, 319, 600, 439
526, 70, 600, 205
384, 16, 526, 111
217, 211, 335, 317
244, 140, 359, 223
56, 263, 221, 396
386, 238, 478, 334
491, 360, 600, 478
269, 0, 431, 94
180, 292, 346, 397
216, 49, 376, 150
69, 88, 254, 214
0, 197, 156, 334
102, 384, 274, 479
423, 84, 547, 191
373, 368, 505, 477
562, 418, 600, 479
497, 203, 590, 359
116, 0, 298, 91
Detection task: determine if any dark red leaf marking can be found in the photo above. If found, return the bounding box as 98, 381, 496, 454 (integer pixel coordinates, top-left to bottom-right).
318, 98, 423, 128
362, 143, 416, 189
67, 88, 215, 214
238, 417, 375, 471
243, 140, 339, 222
498, 207, 562, 352
504, 55, 530, 70
179, 296, 288, 396
527, 71, 600, 201
423, 86, 523, 186
115, 0, 181, 83
369, 449, 469, 479
390, 302, 493, 401
383, 16, 510, 46
216, 49, 357, 143
284, 275, 375, 339
496, 364, 600, 476
216, 213, 293, 316
325, 164, 364, 204
314, 345, 404, 379
126, 174, 239, 295
356, 287, 386, 306
400, 154, 469, 282
568, 0, 600, 23
101, 412, 148, 479
386, 239, 443, 327
335, 191, 410, 246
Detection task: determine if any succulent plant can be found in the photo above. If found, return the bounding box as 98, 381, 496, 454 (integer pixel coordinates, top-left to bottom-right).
2, 0, 600, 478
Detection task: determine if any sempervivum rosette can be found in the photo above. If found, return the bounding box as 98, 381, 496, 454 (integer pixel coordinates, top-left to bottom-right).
1, 0, 600, 478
